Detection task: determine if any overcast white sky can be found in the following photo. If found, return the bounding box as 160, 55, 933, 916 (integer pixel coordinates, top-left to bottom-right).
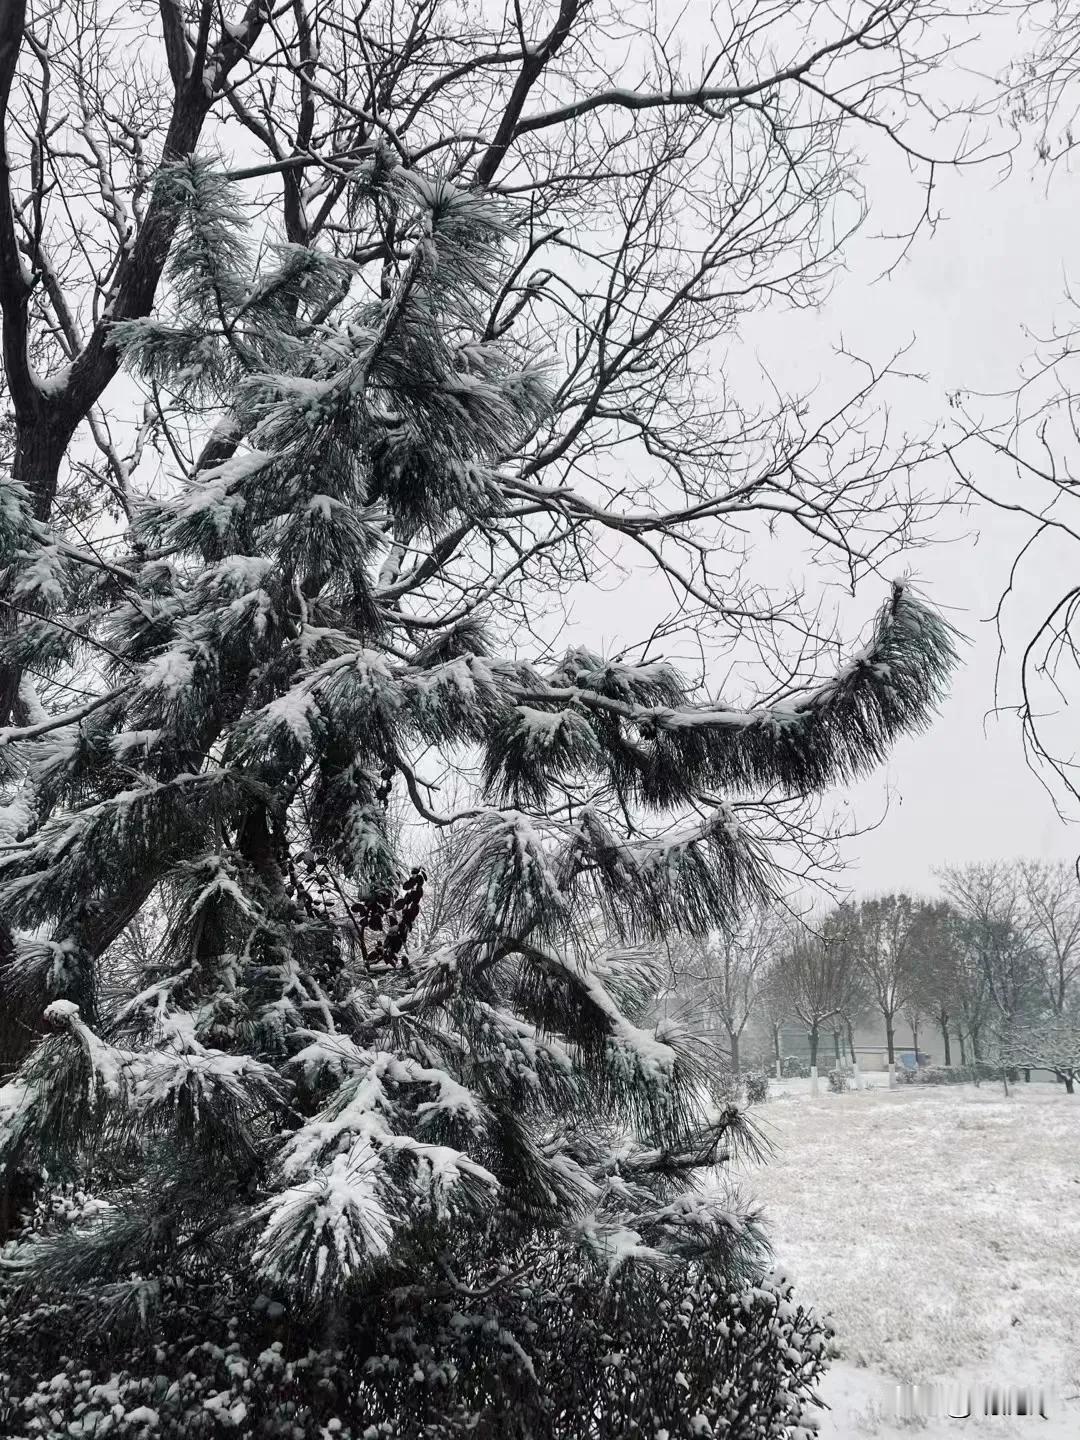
808, 123, 1080, 895
773, 93, 1080, 896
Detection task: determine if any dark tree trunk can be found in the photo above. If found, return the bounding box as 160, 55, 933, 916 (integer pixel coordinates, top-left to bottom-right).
808, 1027, 819, 1068
772, 1024, 781, 1067
911, 1019, 920, 1064
940, 1013, 951, 1066
1063, 1073, 1075, 1095
832, 1029, 842, 1065
13, 402, 79, 511
846, 1018, 857, 1064
0, 1168, 34, 1246
0, 0, 269, 1243
958, 1031, 967, 1065
971, 1026, 982, 1061
885, 1018, 895, 1064
0, 13, 269, 701
1024, 1069, 1031, 1083
728, 1027, 740, 1077
0, 408, 77, 721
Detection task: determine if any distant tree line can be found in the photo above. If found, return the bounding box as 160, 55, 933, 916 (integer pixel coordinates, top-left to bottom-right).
664, 860, 1080, 1092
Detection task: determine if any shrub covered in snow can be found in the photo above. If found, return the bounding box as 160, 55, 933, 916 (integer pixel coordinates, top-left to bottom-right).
0, 1257, 833, 1439
1001, 1017, 1080, 1093
744, 1073, 769, 1105
892, 1061, 1004, 1087
912, 1065, 969, 1085
779, 1057, 811, 1080
826, 1070, 850, 1094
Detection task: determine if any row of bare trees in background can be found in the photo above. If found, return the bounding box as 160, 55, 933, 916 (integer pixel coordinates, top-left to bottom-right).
665, 859, 1080, 1090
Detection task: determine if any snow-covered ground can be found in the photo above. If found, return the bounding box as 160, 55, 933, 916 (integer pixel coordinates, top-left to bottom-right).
731, 1079, 1080, 1438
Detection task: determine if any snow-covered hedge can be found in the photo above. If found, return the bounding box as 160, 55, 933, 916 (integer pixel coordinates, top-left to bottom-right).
907, 1065, 967, 1085
895, 1062, 1002, 1086
0, 1257, 833, 1439
778, 1057, 811, 1080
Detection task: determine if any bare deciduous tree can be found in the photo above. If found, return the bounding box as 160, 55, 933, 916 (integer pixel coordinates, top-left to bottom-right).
669, 905, 783, 1074
755, 964, 790, 1075
1000, 0, 1080, 164
939, 863, 1042, 1031
907, 899, 964, 1065
821, 902, 872, 1067
773, 917, 855, 1070
847, 893, 921, 1064
948, 367, 1080, 813
1017, 858, 1080, 1015
951, 25, 1080, 809
951, 937, 994, 1064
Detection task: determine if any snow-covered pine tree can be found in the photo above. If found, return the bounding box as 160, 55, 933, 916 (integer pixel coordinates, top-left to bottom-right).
0, 157, 954, 1432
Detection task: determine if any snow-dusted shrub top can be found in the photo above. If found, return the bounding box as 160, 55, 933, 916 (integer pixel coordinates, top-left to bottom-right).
0, 1253, 833, 1440
744, 1073, 769, 1105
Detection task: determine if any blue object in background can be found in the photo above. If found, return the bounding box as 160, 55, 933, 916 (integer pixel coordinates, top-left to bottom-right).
898, 1051, 931, 1070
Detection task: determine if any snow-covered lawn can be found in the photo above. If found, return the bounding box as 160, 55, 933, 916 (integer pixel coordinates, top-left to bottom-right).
732, 1080, 1080, 1437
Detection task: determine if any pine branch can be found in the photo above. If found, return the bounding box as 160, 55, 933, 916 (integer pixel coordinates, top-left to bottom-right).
495, 582, 959, 804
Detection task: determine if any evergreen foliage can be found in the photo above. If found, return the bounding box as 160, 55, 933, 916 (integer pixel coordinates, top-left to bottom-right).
0, 155, 955, 1430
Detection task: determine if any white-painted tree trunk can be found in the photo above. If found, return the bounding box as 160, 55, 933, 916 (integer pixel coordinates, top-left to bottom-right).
810, 1065, 819, 1096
